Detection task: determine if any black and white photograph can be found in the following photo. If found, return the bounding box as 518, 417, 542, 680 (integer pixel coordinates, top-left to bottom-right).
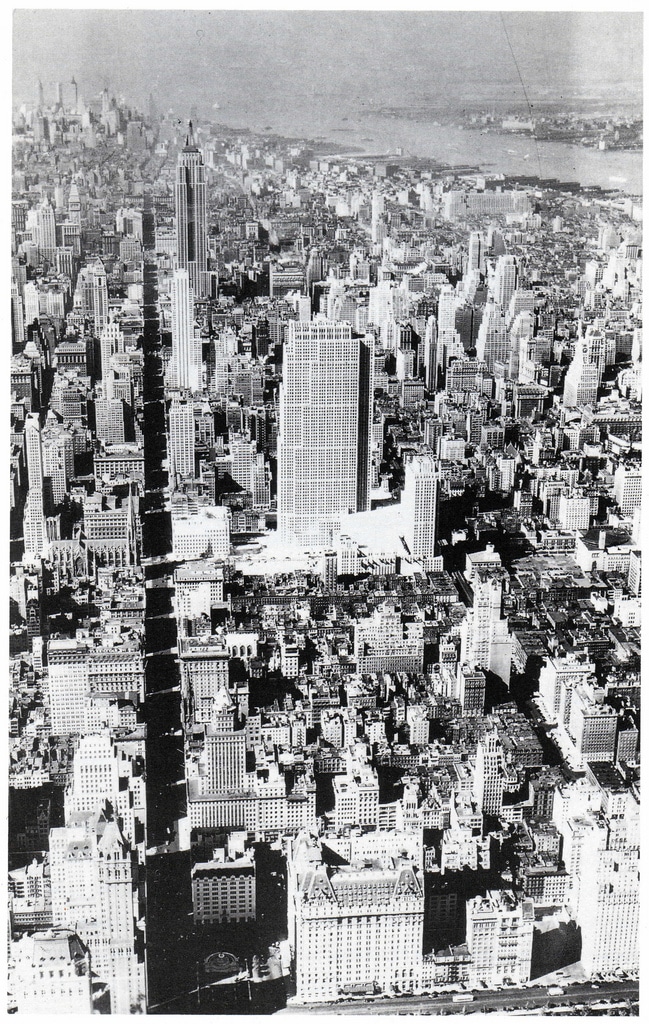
9, 5, 642, 1016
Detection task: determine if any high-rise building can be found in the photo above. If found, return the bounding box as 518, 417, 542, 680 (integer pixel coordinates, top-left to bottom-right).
538, 653, 596, 726
460, 557, 512, 686
474, 730, 506, 815
613, 464, 642, 515
476, 300, 509, 374
23, 281, 40, 326
175, 123, 208, 296
49, 813, 146, 1014
24, 413, 44, 491
100, 319, 125, 383
287, 830, 424, 1002
563, 327, 605, 408
170, 268, 200, 390
23, 489, 46, 560
579, 845, 639, 975
492, 254, 518, 310
400, 454, 440, 565
77, 259, 109, 333
95, 398, 126, 445
11, 280, 25, 348
34, 200, 57, 257
168, 395, 195, 480
192, 845, 256, 925
278, 320, 373, 547
47, 638, 89, 734
200, 706, 247, 795
466, 890, 534, 987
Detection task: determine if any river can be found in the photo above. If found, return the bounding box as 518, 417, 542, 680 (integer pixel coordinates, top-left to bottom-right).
212, 100, 642, 196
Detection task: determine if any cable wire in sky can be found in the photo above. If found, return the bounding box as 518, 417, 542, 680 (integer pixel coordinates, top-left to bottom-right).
499, 13, 543, 179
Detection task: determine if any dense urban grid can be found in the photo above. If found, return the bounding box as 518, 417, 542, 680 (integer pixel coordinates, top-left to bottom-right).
9, 76, 641, 1016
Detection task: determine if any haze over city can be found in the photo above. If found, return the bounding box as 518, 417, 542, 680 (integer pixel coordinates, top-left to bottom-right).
9, 6, 642, 1018
14, 10, 643, 121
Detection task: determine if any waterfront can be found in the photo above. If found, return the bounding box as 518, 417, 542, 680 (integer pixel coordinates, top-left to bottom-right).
212, 101, 643, 195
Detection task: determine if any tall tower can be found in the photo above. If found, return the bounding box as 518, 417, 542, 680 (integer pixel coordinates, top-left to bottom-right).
36, 79, 44, 112
25, 413, 44, 491
80, 259, 108, 333
493, 254, 518, 310
11, 280, 25, 349
23, 415, 46, 557
460, 560, 512, 686
55, 81, 63, 110
278, 320, 373, 547
563, 326, 605, 408
476, 300, 509, 374
100, 318, 125, 384
170, 268, 200, 390
401, 454, 440, 565
68, 182, 81, 225
35, 200, 57, 256
175, 122, 207, 296
70, 77, 78, 114
474, 730, 505, 815
168, 395, 195, 481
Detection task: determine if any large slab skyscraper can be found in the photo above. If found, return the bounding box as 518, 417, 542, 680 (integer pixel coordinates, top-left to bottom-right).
278, 320, 373, 547
175, 122, 207, 296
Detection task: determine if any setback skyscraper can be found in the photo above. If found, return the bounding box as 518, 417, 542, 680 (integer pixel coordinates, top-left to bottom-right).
175, 122, 207, 296
278, 320, 373, 547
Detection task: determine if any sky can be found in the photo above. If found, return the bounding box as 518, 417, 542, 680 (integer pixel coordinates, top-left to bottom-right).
13, 10, 643, 120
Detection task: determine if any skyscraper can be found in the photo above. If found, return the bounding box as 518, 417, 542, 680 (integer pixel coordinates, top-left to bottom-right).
175, 123, 207, 296
170, 268, 200, 390
492, 254, 518, 310
78, 260, 109, 334
400, 454, 440, 565
563, 327, 605, 408
460, 557, 512, 686
474, 730, 506, 815
100, 318, 125, 383
278, 320, 373, 547
25, 413, 44, 491
476, 300, 509, 374
34, 200, 57, 257
168, 395, 195, 481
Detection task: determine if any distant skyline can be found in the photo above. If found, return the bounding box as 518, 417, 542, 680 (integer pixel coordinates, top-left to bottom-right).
13, 10, 643, 124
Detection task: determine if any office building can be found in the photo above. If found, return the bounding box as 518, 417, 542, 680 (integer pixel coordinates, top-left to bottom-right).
169, 395, 195, 480
466, 890, 534, 987
460, 560, 512, 686
170, 268, 200, 390
400, 454, 440, 565
278, 320, 373, 547
100, 319, 125, 383
476, 301, 509, 374
171, 505, 230, 560
613, 464, 642, 515
95, 398, 126, 445
175, 123, 208, 296
78, 259, 109, 333
474, 730, 506, 816
492, 254, 518, 310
